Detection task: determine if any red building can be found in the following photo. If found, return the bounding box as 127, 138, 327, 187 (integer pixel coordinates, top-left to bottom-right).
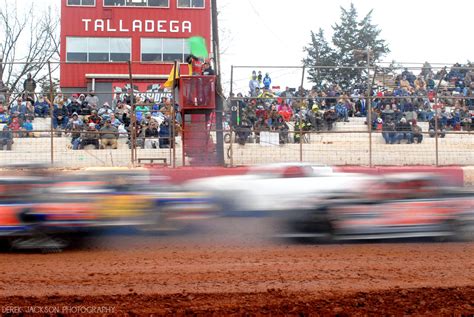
60, 0, 212, 102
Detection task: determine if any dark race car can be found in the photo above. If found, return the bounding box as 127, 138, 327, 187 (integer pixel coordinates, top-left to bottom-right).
280, 173, 474, 242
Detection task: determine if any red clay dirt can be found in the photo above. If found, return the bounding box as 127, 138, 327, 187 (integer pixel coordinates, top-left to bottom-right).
0, 219, 473, 315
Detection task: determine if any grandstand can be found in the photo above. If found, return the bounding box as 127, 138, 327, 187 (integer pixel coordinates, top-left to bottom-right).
1, 116, 471, 167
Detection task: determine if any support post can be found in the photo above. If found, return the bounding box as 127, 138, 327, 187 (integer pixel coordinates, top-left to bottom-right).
366, 48, 373, 168
128, 61, 136, 167
48, 61, 54, 166
211, 0, 224, 166
171, 60, 178, 168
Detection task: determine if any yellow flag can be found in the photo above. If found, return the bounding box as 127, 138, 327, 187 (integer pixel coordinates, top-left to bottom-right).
164, 65, 180, 88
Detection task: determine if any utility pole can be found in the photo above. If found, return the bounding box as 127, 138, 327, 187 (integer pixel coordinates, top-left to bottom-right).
211, 0, 225, 166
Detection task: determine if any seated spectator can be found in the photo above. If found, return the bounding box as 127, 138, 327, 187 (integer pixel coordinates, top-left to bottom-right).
373, 117, 383, 131
0, 126, 13, 151
112, 92, 123, 111
54, 91, 65, 105
307, 105, 324, 131
109, 113, 122, 128
34, 96, 50, 118
9, 115, 22, 137
0, 104, 10, 124
99, 119, 118, 149
417, 101, 434, 122
80, 123, 100, 149
254, 116, 269, 143
67, 94, 82, 115
67, 113, 84, 150
382, 118, 396, 144
414, 75, 426, 92
98, 102, 113, 120
396, 117, 413, 144
25, 101, 35, 121
399, 76, 411, 92
10, 98, 26, 120
324, 107, 337, 130
278, 103, 292, 122
21, 118, 33, 137
335, 99, 349, 122
144, 120, 159, 149
87, 110, 102, 129
53, 101, 69, 130
381, 104, 394, 122
411, 120, 423, 144
273, 115, 289, 144
429, 116, 446, 138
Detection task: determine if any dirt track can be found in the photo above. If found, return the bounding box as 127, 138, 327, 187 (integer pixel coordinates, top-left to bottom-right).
0, 218, 473, 315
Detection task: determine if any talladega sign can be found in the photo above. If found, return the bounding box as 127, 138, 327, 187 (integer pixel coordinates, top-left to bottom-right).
82, 19, 192, 34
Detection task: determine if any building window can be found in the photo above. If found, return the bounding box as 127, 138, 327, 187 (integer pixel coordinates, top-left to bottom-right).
177, 0, 204, 8
66, 37, 131, 63
67, 0, 95, 6
104, 0, 169, 7
141, 38, 190, 63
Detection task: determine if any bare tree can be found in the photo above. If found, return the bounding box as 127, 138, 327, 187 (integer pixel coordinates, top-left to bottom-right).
0, 0, 60, 102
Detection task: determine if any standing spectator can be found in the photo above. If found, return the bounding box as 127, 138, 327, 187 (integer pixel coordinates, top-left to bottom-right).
99, 119, 118, 149
111, 92, 122, 111
23, 73, 37, 101
54, 91, 65, 105
263, 73, 272, 90
0, 126, 13, 150
411, 120, 423, 144
202, 61, 215, 76
159, 119, 172, 148
249, 71, 259, 97
53, 101, 69, 130
34, 96, 51, 118
85, 90, 100, 110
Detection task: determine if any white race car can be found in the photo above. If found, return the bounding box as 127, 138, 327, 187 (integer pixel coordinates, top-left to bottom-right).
183, 163, 374, 216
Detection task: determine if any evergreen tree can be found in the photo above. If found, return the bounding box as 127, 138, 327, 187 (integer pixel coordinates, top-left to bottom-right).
303, 28, 336, 88
304, 3, 390, 90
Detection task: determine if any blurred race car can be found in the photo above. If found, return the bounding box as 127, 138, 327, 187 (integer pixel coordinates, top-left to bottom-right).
280, 173, 474, 242
183, 163, 371, 216
0, 176, 98, 251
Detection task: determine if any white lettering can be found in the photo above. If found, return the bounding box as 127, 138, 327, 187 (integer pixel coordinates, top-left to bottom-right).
82, 19, 92, 32
182, 21, 192, 33
83, 19, 193, 34
119, 20, 129, 32
170, 20, 179, 33
132, 20, 142, 32
94, 19, 104, 32
145, 20, 154, 33
106, 19, 116, 32
157, 20, 166, 33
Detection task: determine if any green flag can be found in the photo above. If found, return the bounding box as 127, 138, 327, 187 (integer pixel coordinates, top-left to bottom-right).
188, 36, 209, 58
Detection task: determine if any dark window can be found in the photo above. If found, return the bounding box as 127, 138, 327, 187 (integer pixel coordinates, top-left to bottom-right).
68, 0, 95, 5
178, 0, 204, 8
67, 53, 88, 62
142, 54, 162, 62
88, 53, 110, 62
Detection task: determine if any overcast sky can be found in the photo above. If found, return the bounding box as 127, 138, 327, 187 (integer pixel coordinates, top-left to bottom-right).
218, 0, 474, 92
5, 0, 474, 93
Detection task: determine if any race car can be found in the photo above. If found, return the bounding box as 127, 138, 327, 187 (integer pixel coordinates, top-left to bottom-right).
183, 162, 341, 216
279, 173, 474, 242
0, 176, 99, 251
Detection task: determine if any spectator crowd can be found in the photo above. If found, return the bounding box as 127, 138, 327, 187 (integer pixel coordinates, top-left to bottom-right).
229, 64, 474, 145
